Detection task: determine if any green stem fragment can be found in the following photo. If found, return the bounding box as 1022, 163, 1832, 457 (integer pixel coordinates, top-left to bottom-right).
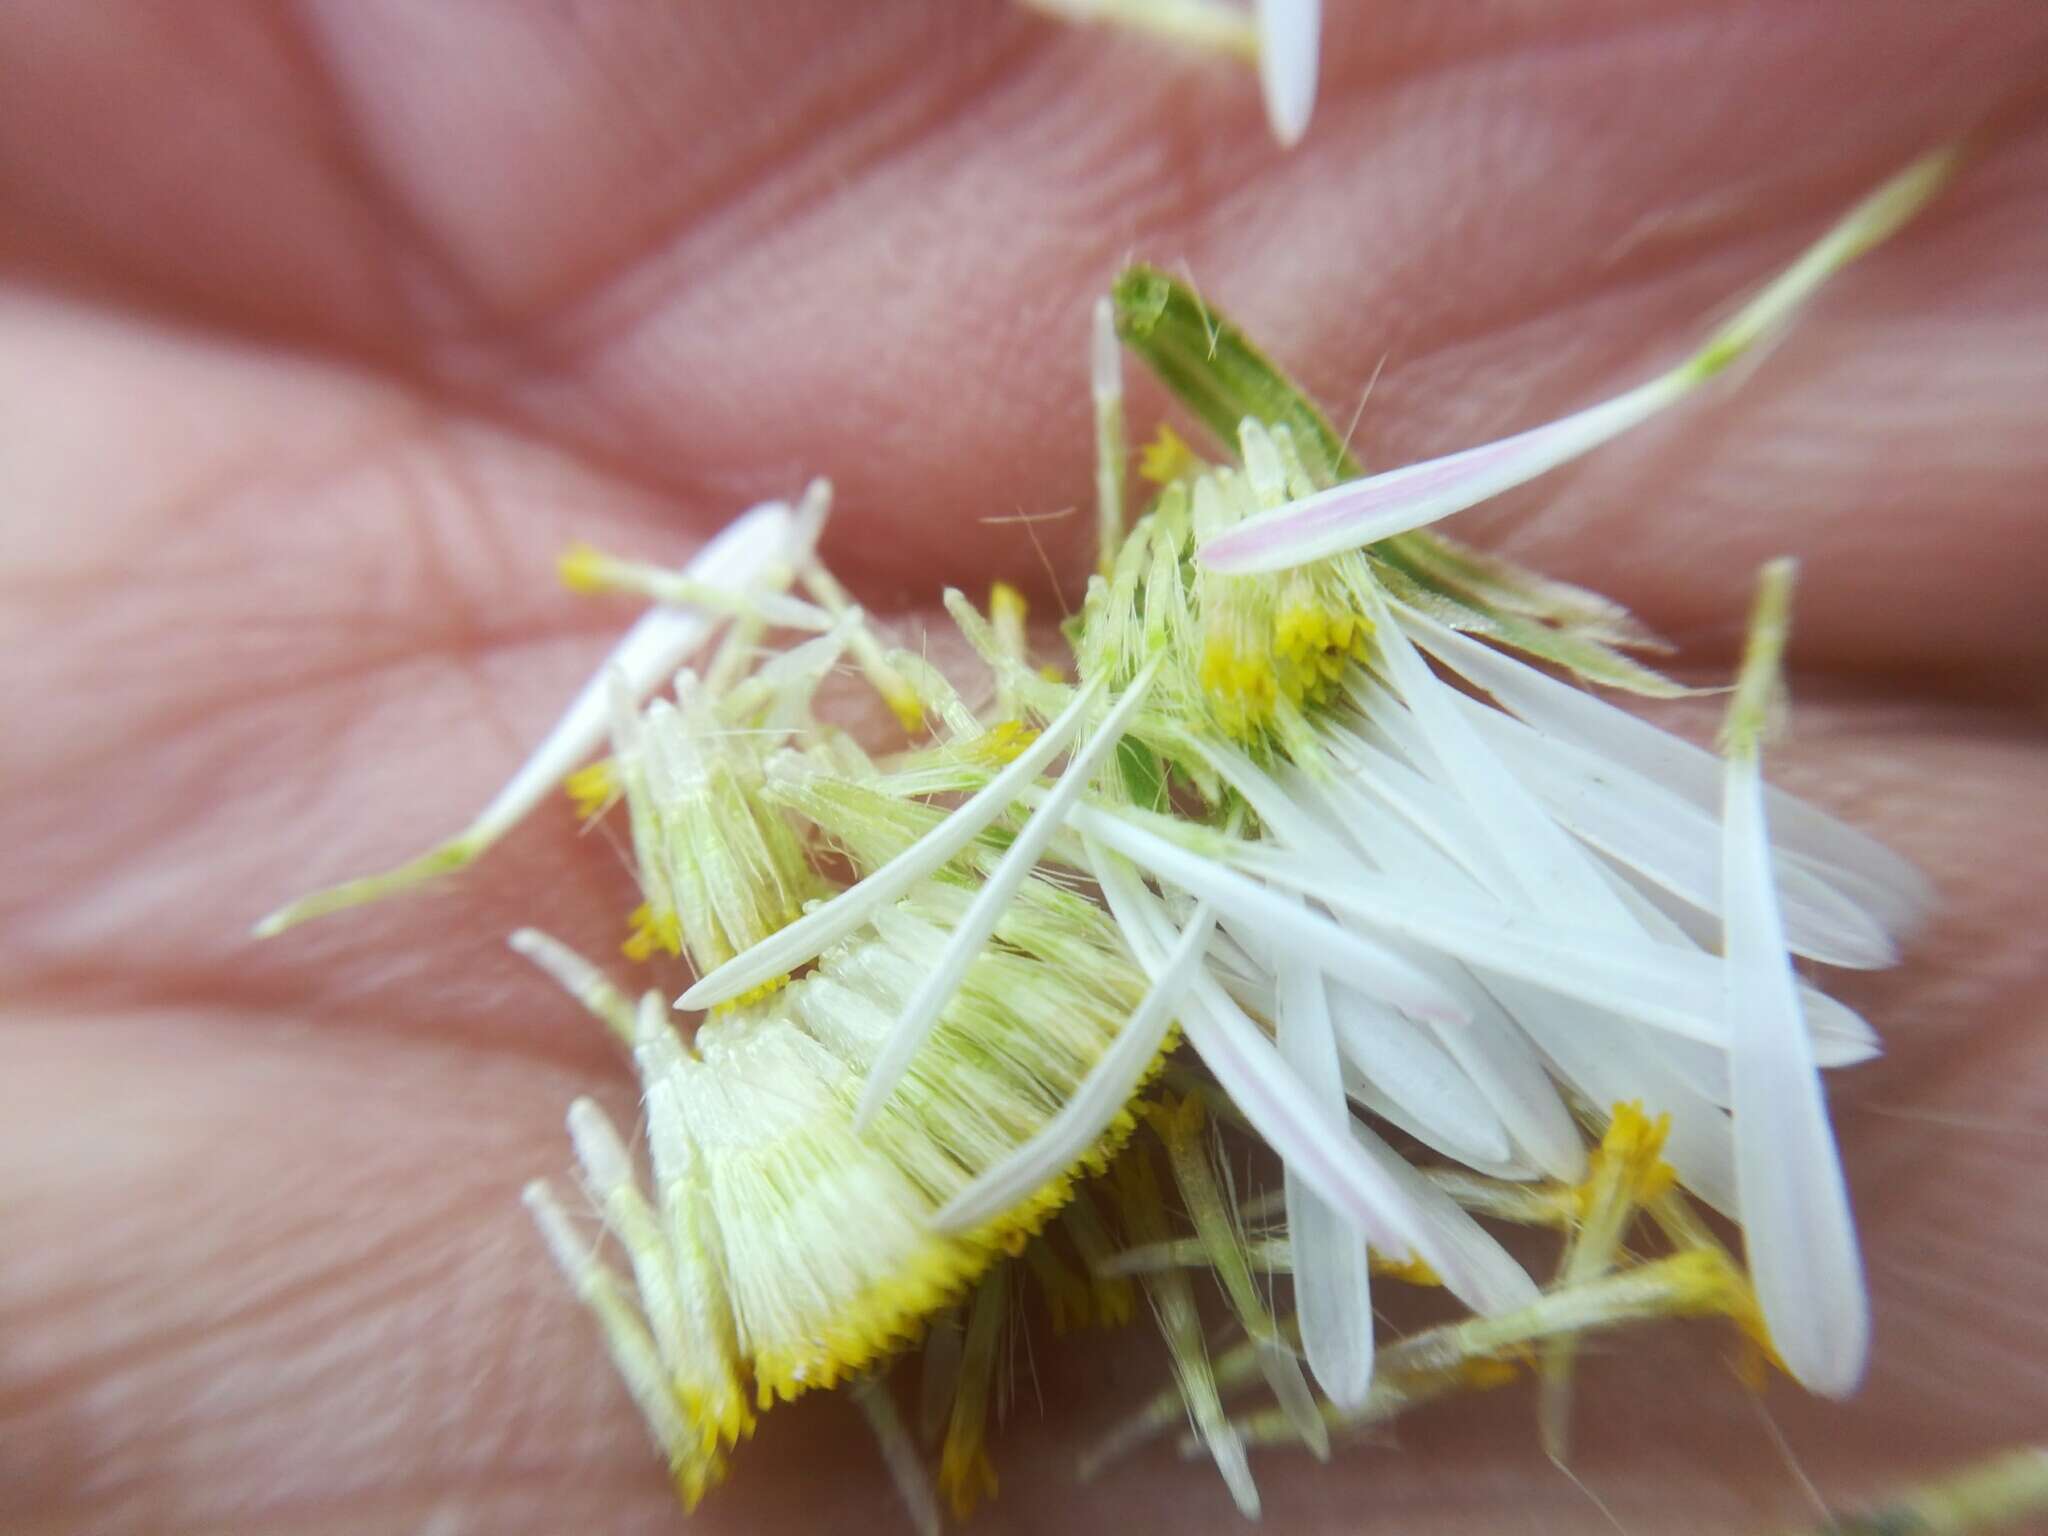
1774, 1446, 2048, 1536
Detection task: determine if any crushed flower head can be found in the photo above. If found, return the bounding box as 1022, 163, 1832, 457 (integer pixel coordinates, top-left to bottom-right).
256, 149, 1958, 1525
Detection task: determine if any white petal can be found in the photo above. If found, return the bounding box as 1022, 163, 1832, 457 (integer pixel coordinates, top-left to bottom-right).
1192, 739, 1475, 1025
1091, 844, 1537, 1317
1100, 812, 1475, 1029
1603, 862, 1882, 1080
854, 660, 1160, 1128
1084, 806, 1734, 1046
1347, 1114, 1545, 1310
679, 675, 1105, 1009
1200, 149, 1958, 576
1494, 974, 1739, 1215
1277, 939, 1376, 1408
1200, 372, 1690, 572
1295, 713, 1737, 1198
253, 501, 795, 936
1456, 692, 1895, 967
1725, 751, 1869, 1396
1254, 0, 1320, 147
469, 501, 790, 849
1309, 719, 1523, 897
1346, 1072, 1543, 1181
1356, 584, 1645, 939
1091, 293, 1122, 405
1405, 607, 1929, 936
1326, 983, 1515, 1169
1276, 763, 1588, 1179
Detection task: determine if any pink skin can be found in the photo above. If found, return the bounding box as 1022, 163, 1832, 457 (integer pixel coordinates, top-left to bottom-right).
4, 3, 2047, 1532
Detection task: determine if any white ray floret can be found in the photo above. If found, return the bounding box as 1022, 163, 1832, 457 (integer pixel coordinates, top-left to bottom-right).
1269, 759, 1589, 1177
1454, 696, 1895, 968
1355, 577, 1648, 941
1254, 0, 1320, 147
254, 499, 798, 936
1081, 802, 1755, 1048
679, 674, 1108, 1010
855, 657, 1162, 1129
1405, 607, 1930, 935
1600, 861, 1882, 1082
1275, 912, 1375, 1408
1189, 737, 1477, 1025
1325, 983, 1515, 1170
1203, 787, 1527, 1173
1090, 840, 1538, 1317
1198, 148, 1959, 573
1720, 561, 1868, 1397
1080, 805, 1480, 1029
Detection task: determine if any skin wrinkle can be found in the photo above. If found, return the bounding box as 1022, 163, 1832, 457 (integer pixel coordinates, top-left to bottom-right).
289, 1, 1028, 338
5, 12, 2044, 626
264, 4, 486, 354
476, 21, 1067, 381
4, 4, 2048, 1533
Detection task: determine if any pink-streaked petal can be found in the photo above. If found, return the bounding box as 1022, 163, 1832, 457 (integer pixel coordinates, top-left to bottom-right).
1199, 375, 1688, 574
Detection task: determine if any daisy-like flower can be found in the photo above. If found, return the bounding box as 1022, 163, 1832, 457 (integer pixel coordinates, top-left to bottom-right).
255, 148, 1953, 1521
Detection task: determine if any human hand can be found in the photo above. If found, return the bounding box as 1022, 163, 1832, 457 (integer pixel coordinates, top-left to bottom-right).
5, 3, 2046, 1531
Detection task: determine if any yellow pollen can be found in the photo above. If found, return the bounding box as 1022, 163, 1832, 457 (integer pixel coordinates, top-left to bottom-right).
708, 974, 790, 1015
1458, 1357, 1523, 1392
1138, 422, 1202, 485
963, 718, 1042, 767
1577, 1101, 1678, 1215
990, 580, 1029, 628
1199, 636, 1280, 739
1274, 600, 1372, 710
1372, 1252, 1443, 1287
1198, 595, 1373, 742
622, 902, 684, 962
563, 759, 617, 822
881, 683, 927, 736
557, 541, 614, 594
938, 1266, 1008, 1519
